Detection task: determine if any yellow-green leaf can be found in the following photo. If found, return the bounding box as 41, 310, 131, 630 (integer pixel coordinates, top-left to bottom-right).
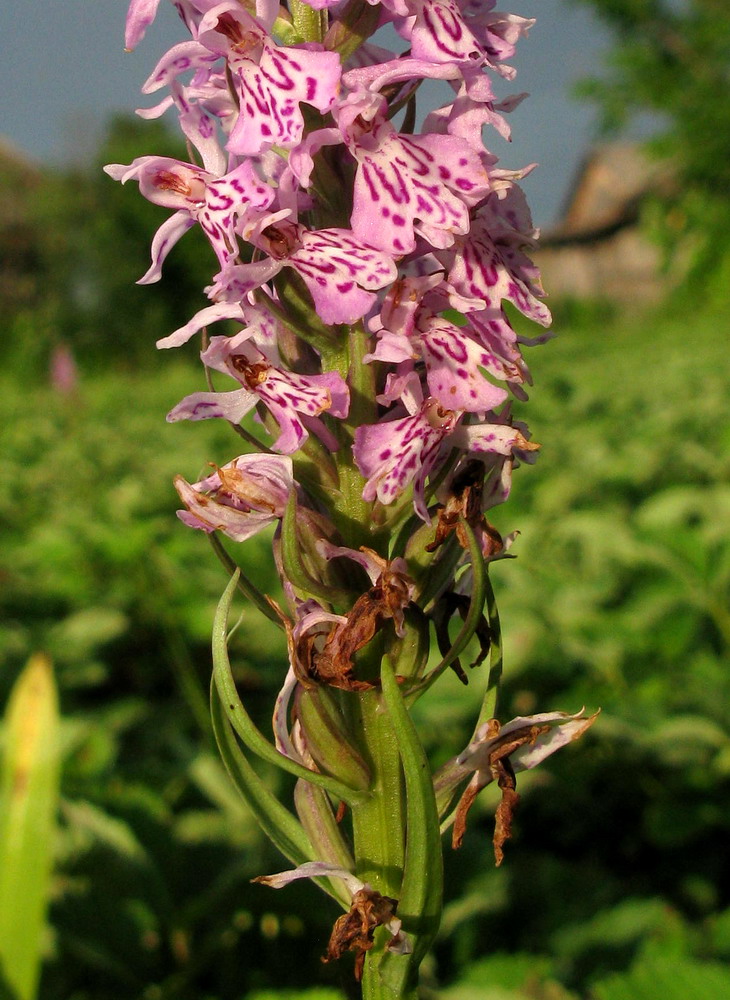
0, 654, 61, 1000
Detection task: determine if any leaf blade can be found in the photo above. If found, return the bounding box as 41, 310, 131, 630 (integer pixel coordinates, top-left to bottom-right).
0, 654, 61, 1000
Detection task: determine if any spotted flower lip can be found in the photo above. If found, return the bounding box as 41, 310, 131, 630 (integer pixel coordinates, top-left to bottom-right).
103, 156, 273, 280
335, 92, 490, 256
368, 308, 510, 413
209, 213, 398, 326
174, 452, 293, 541
354, 388, 529, 522
196, 2, 342, 155
167, 334, 350, 453
436, 185, 552, 328
355, 397, 459, 522
381, 0, 535, 78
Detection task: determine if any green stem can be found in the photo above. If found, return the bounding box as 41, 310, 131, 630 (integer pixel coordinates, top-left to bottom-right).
347, 681, 414, 1000
289, 0, 327, 42
361, 958, 418, 1000
213, 572, 370, 805
321, 323, 378, 548
346, 663, 406, 992
350, 688, 405, 897
474, 570, 504, 732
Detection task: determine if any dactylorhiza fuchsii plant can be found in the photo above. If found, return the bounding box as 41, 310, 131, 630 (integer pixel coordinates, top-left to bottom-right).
109, 1, 598, 995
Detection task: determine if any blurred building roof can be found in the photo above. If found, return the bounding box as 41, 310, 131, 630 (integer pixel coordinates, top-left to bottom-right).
543, 142, 672, 245
535, 143, 676, 303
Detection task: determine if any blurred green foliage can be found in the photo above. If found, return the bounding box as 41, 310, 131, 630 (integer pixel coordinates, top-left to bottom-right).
2, 116, 215, 374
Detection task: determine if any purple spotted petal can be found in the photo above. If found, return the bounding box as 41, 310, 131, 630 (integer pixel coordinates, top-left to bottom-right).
239, 216, 398, 325
339, 102, 489, 255
156, 301, 247, 349
389, 0, 534, 78
449, 420, 525, 457
288, 229, 398, 325
197, 4, 341, 155
369, 305, 508, 413
167, 387, 256, 425
252, 367, 349, 454
418, 315, 509, 412
465, 3, 535, 69
354, 399, 459, 522
370, 273, 446, 344
438, 191, 551, 326
105, 155, 274, 274
342, 56, 463, 94
141, 39, 219, 94
175, 85, 228, 175
125, 0, 163, 50
210, 260, 283, 308
201, 161, 274, 258
399, 0, 486, 64
365, 329, 417, 367
424, 70, 524, 148
466, 309, 531, 386
132, 210, 196, 285
200, 337, 350, 453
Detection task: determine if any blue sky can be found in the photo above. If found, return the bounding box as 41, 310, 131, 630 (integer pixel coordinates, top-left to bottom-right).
1, 0, 612, 227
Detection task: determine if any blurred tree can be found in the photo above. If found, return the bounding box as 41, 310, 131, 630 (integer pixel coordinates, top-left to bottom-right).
0, 138, 44, 316
3, 116, 215, 372
573, 0, 730, 290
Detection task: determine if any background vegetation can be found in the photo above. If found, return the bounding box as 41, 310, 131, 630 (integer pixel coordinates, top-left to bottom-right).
574, 0, 730, 295
2, 10, 729, 986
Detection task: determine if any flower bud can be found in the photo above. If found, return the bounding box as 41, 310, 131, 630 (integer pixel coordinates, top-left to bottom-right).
294, 686, 372, 791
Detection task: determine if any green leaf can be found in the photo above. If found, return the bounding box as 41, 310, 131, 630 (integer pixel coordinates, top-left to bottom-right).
280, 491, 339, 602
212, 571, 369, 805
49, 607, 128, 661
0, 654, 61, 1000
379, 656, 443, 994
211, 683, 347, 907
60, 799, 152, 865
440, 952, 577, 1000
593, 952, 730, 1000
210, 681, 311, 865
